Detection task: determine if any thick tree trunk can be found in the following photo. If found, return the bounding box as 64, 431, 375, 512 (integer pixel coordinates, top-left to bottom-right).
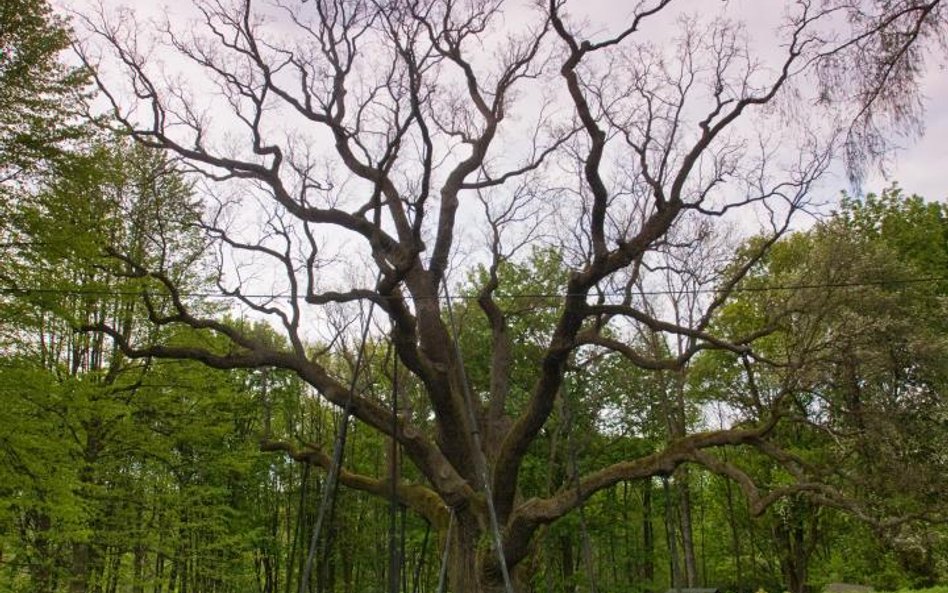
446, 512, 526, 593
449, 514, 486, 593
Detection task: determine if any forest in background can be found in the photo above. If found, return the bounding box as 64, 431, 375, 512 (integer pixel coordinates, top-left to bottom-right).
2, 1, 947, 592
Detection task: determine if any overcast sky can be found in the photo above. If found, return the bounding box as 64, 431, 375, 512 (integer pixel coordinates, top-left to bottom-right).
79, 0, 947, 204
863, 64, 948, 202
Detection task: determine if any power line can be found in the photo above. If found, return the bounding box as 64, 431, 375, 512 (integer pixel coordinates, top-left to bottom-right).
0, 275, 943, 302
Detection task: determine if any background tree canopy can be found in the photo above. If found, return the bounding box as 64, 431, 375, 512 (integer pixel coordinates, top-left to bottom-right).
1, 1, 947, 593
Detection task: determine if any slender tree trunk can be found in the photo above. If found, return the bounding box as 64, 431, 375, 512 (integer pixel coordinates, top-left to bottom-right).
677, 469, 699, 587
166, 555, 177, 593
70, 542, 90, 593
388, 432, 401, 593
286, 465, 308, 593
264, 552, 276, 593
642, 481, 655, 592
559, 532, 575, 590
722, 471, 744, 591
265, 497, 279, 593
133, 541, 145, 593
107, 549, 121, 593
749, 519, 762, 587
663, 478, 682, 589
669, 366, 698, 589
154, 552, 164, 593
71, 423, 104, 593
774, 506, 809, 593
28, 511, 54, 593
179, 550, 189, 593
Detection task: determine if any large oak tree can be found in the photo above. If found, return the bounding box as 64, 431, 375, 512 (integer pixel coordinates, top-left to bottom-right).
60, 1, 946, 591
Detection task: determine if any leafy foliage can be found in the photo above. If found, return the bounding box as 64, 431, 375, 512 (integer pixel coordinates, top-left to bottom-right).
0, 0, 89, 183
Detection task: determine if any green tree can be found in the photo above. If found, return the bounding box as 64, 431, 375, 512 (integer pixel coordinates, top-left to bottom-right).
0, 0, 88, 185
0, 139, 274, 593
697, 186, 948, 593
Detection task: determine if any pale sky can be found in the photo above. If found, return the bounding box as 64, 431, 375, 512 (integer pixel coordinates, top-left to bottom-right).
863, 63, 948, 202
77, 0, 947, 205
59, 0, 948, 347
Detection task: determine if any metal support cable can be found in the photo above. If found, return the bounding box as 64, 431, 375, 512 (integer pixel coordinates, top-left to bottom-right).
389, 343, 401, 593
436, 511, 455, 593
410, 521, 431, 593
442, 281, 515, 593
299, 292, 379, 593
